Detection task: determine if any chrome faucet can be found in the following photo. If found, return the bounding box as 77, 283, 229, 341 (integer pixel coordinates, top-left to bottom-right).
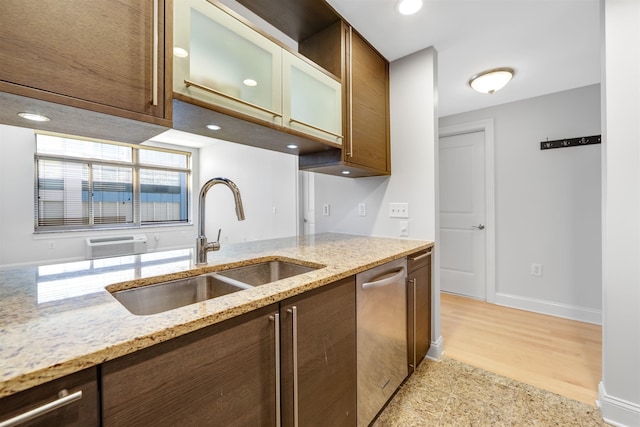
196, 177, 245, 265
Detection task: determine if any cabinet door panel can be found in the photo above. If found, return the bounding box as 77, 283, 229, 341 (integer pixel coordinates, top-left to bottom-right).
0, 0, 166, 118
174, 0, 282, 125
102, 305, 278, 427
407, 251, 432, 372
347, 30, 389, 172
283, 52, 343, 145
280, 277, 356, 427
0, 368, 99, 427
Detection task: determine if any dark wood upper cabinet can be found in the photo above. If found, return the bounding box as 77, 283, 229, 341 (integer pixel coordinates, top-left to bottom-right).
299, 23, 391, 177
0, 0, 172, 143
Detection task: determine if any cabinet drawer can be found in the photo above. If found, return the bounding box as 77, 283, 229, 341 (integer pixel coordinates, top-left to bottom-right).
0, 368, 99, 427
407, 249, 432, 273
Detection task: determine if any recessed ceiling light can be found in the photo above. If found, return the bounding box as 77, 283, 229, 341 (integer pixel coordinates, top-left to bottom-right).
206, 124, 222, 131
243, 79, 258, 87
18, 112, 51, 122
397, 0, 422, 15
342, 170, 351, 175
286, 144, 298, 149
173, 47, 189, 58
468, 68, 515, 94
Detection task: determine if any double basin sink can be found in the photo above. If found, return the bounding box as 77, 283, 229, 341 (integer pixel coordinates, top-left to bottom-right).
111, 259, 322, 315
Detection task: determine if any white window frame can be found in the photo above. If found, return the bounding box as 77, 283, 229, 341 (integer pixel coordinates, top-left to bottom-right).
34, 132, 192, 233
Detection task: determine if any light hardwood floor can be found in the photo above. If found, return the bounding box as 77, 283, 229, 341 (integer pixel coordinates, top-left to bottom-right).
440, 292, 602, 405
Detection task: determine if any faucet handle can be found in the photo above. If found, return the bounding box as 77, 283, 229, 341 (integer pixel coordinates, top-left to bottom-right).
216, 228, 222, 243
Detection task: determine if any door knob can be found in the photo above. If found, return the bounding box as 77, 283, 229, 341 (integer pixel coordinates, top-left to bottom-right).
471, 224, 485, 230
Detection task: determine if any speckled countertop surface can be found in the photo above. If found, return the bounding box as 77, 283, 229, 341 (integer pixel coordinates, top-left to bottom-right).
0, 233, 432, 398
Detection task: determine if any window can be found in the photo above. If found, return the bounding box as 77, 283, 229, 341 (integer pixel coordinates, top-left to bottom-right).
35, 133, 191, 231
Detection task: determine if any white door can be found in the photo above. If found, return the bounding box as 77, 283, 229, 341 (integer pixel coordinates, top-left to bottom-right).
439, 131, 486, 299
300, 171, 315, 235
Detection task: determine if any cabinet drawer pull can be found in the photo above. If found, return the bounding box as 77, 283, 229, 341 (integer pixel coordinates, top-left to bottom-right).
409, 251, 431, 262
184, 79, 283, 118
412, 278, 417, 369
361, 269, 405, 290
287, 306, 299, 427
270, 313, 281, 427
152, 0, 159, 106
0, 390, 82, 427
288, 119, 343, 140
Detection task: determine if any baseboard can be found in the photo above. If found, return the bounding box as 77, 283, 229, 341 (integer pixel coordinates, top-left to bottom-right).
598, 382, 640, 427
494, 292, 602, 325
426, 335, 444, 361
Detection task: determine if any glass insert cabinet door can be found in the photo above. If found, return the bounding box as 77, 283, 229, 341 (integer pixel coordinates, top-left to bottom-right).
173, 0, 283, 125
283, 52, 343, 146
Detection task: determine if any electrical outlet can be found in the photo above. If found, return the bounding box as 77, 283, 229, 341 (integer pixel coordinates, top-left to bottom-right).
322, 204, 330, 216
531, 263, 543, 276
389, 202, 409, 218
399, 220, 409, 237
358, 203, 366, 216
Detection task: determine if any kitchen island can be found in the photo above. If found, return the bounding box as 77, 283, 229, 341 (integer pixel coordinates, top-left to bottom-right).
0, 233, 432, 399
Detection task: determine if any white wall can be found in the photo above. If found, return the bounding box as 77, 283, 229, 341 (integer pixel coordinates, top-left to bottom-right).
440, 85, 602, 323
599, 0, 640, 425
198, 140, 298, 245
313, 47, 442, 358
0, 124, 299, 268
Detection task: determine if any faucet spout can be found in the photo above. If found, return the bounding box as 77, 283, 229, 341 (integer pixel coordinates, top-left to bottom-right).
196, 177, 245, 265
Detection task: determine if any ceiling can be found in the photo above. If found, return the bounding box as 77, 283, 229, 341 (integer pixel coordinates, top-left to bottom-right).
326, 0, 601, 117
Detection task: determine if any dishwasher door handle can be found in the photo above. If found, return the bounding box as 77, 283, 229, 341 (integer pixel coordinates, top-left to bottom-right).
361, 269, 405, 290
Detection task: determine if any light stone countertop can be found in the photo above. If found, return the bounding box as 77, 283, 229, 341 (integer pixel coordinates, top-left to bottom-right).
0, 233, 433, 398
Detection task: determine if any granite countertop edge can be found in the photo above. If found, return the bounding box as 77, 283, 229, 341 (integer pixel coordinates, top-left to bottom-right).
0, 233, 434, 398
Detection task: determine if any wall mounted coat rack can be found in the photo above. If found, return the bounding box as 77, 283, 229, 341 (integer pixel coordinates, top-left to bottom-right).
540, 135, 601, 150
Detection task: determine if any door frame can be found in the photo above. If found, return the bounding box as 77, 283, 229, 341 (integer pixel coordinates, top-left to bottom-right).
438, 119, 496, 302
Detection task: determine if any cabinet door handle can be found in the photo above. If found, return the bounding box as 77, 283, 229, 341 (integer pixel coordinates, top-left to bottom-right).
287, 306, 299, 427
289, 118, 343, 140
184, 79, 283, 118
270, 313, 281, 427
411, 278, 417, 369
361, 268, 405, 290
0, 390, 82, 427
347, 26, 353, 158
152, 0, 159, 106
409, 251, 431, 262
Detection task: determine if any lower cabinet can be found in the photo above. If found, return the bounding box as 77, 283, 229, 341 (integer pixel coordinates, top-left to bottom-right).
102, 304, 279, 426
280, 276, 356, 426
102, 276, 356, 426
407, 249, 433, 374
0, 368, 99, 427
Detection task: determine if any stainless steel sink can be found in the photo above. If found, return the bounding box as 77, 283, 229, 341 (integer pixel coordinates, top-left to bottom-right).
111, 274, 248, 316
215, 260, 319, 286
110, 259, 323, 315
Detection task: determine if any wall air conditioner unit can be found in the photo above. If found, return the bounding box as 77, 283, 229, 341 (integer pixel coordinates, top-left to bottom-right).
85, 234, 147, 259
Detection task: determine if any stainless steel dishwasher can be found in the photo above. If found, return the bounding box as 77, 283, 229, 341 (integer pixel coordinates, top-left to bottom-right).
356, 258, 408, 426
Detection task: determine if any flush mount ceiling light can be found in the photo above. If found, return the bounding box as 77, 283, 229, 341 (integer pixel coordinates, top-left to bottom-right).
397, 0, 422, 15
206, 124, 221, 131
173, 47, 189, 58
243, 78, 258, 87
18, 112, 51, 122
468, 67, 515, 94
